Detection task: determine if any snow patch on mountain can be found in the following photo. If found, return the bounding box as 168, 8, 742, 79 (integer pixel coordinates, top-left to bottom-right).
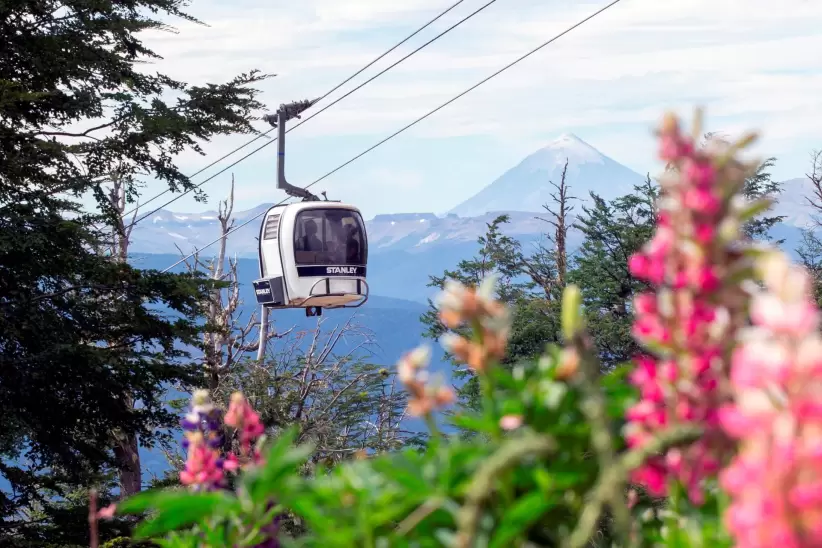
372, 213, 437, 223
416, 232, 440, 246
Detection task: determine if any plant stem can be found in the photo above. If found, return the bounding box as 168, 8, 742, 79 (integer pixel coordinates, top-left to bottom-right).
563, 425, 702, 548
360, 501, 375, 548
425, 413, 441, 446
455, 433, 556, 548
479, 373, 499, 434
620, 426, 702, 470
715, 484, 731, 545
472, 319, 500, 439
667, 481, 682, 545
471, 318, 516, 511
396, 497, 443, 536
568, 329, 632, 546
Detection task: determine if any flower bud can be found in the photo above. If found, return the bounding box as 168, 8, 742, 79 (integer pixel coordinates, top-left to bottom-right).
555, 348, 580, 381
499, 414, 523, 431
561, 285, 583, 341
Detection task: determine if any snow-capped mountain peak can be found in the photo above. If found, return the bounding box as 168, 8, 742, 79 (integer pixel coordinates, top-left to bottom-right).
517, 133, 605, 172
535, 133, 605, 166
448, 134, 644, 217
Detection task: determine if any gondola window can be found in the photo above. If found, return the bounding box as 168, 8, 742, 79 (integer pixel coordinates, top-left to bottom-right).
293, 209, 366, 266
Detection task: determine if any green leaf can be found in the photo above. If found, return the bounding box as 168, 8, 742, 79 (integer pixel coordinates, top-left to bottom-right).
287, 495, 337, 531
153, 532, 201, 548
264, 427, 299, 464
532, 467, 553, 492
489, 491, 554, 548
371, 458, 428, 492
601, 364, 637, 419
122, 490, 237, 538
117, 488, 227, 515
116, 490, 174, 515
498, 397, 524, 417
450, 413, 494, 434
247, 428, 315, 502
735, 197, 773, 223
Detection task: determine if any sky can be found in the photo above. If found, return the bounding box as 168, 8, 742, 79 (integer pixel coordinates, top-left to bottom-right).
106, 0, 822, 220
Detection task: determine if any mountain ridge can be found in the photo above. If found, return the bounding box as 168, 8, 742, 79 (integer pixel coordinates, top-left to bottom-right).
128, 134, 814, 261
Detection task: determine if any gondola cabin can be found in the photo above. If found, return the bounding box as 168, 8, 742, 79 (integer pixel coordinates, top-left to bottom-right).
254, 202, 369, 313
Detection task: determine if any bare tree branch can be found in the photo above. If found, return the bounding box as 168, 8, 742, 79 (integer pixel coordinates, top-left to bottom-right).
804, 150, 822, 224
536, 158, 577, 290
175, 174, 286, 390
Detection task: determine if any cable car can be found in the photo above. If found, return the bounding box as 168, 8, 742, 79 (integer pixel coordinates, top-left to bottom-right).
253, 99, 369, 317
254, 201, 368, 312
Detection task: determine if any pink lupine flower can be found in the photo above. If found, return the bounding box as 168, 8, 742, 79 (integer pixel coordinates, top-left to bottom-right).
180, 432, 224, 490
97, 504, 117, 520
225, 392, 266, 466
624, 112, 759, 503
720, 251, 822, 547
683, 187, 721, 215
683, 157, 715, 187
180, 390, 225, 490
222, 453, 241, 472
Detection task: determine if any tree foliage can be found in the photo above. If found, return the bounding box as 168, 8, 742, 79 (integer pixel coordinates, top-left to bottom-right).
569, 177, 658, 368
420, 215, 561, 410
0, 0, 271, 542
740, 156, 784, 241
796, 150, 822, 306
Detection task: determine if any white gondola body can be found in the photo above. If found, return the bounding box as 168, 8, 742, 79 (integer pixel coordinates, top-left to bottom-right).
254, 202, 369, 309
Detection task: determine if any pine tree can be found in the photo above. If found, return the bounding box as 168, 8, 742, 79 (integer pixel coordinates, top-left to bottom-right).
740, 157, 784, 242
704, 134, 783, 241
569, 177, 658, 369
0, 0, 271, 542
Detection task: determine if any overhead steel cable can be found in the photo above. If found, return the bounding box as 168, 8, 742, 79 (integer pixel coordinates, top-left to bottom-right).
263, 0, 502, 148
125, 0, 477, 223
161, 0, 625, 274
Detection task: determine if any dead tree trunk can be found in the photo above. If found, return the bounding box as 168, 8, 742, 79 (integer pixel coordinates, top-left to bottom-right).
177, 175, 284, 392
106, 167, 143, 497
538, 158, 576, 289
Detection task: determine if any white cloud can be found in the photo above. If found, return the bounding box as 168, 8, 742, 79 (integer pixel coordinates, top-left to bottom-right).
360, 168, 426, 191
89, 0, 822, 216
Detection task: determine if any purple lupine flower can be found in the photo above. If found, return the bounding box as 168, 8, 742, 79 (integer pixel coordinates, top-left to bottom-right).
180, 390, 226, 491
